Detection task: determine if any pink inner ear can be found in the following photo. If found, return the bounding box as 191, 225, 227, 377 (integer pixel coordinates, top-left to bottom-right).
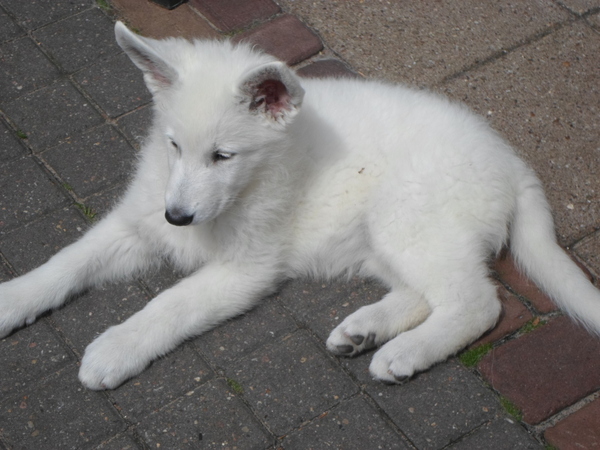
256, 79, 291, 114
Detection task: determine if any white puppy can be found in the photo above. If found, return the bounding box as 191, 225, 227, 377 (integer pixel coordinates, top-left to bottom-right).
1, 22, 598, 390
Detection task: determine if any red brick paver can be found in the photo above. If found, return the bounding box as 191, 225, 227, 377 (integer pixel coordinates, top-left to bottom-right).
189, 0, 280, 33
494, 250, 593, 314
111, 0, 219, 40
470, 285, 532, 348
544, 398, 600, 450
479, 316, 600, 424
233, 14, 323, 65
297, 59, 359, 79
494, 251, 558, 313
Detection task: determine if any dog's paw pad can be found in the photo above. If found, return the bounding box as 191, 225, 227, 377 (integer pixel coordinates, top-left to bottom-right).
336, 344, 355, 354
327, 328, 378, 357
349, 334, 364, 345
394, 374, 410, 383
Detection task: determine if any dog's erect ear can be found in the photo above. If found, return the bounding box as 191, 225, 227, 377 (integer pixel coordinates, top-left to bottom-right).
237, 62, 305, 126
114, 21, 177, 95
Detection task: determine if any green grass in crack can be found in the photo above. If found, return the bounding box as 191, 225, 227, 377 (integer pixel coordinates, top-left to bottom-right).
226, 378, 244, 395
500, 395, 523, 421
459, 342, 493, 368
95, 0, 112, 12
520, 317, 546, 334
75, 203, 97, 221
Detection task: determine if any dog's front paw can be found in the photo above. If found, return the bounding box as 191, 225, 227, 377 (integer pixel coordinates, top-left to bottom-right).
368, 335, 431, 384
326, 304, 389, 356
327, 327, 378, 357
369, 348, 413, 384
79, 327, 148, 390
0, 283, 38, 339
326, 317, 380, 357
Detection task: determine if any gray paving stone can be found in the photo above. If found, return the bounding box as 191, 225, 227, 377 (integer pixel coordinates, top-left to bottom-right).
0, 264, 11, 282
282, 395, 410, 449
0, 120, 27, 163
231, 330, 358, 436
51, 282, 150, 355
448, 418, 543, 449
75, 52, 152, 118
337, 348, 378, 386
108, 344, 214, 423
442, 21, 600, 245
277, 277, 388, 342
0, 322, 74, 398
278, 0, 571, 87
95, 433, 143, 450
0, 36, 61, 103
365, 361, 500, 450
0, 206, 87, 274
0, 368, 124, 449
194, 298, 297, 369
275, 277, 388, 388
116, 104, 154, 150
82, 182, 128, 220
0, 156, 67, 234
1, 0, 91, 31
41, 124, 136, 198
2, 79, 104, 152
137, 378, 273, 449
559, 0, 600, 14
0, 8, 25, 42
139, 265, 186, 298
33, 8, 121, 73
588, 10, 600, 28
573, 231, 600, 278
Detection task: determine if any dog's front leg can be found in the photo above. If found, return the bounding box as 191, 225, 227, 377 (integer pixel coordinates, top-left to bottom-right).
0, 211, 153, 338
78, 261, 278, 390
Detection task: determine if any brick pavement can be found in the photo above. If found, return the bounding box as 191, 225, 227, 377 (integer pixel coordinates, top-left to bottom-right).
0, 0, 599, 449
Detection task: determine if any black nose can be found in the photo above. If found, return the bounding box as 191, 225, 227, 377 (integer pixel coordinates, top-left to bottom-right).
165, 210, 194, 226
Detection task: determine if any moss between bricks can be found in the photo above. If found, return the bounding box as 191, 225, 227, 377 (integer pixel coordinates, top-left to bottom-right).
500, 395, 523, 421
95, 0, 112, 12
520, 317, 546, 334
459, 342, 493, 368
226, 378, 244, 395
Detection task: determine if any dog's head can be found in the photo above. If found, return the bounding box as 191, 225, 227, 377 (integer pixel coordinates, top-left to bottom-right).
115, 22, 305, 226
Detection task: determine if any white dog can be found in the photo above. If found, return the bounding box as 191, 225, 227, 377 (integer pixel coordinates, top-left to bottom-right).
1, 22, 598, 390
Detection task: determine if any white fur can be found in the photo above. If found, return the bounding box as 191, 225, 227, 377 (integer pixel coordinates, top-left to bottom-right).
1, 22, 599, 389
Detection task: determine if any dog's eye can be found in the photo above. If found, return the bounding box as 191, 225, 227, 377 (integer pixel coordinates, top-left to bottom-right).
169, 139, 178, 149
212, 150, 234, 163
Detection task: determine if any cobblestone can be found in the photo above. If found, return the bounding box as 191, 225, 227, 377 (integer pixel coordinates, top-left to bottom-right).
0, 1, 598, 449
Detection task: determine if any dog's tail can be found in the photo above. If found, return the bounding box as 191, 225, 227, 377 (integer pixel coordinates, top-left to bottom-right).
510, 172, 600, 334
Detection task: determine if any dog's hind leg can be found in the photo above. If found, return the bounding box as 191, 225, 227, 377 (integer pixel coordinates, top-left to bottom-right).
0, 210, 154, 338
368, 254, 501, 383
79, 260, 279, 390
326, 286, 431, 356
